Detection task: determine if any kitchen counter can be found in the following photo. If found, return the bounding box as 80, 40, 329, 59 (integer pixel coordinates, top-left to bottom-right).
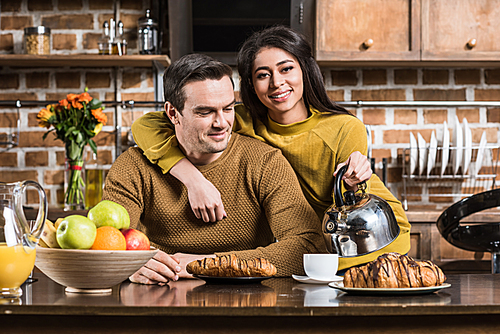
405, 207, 500, 224
3, 272, 500, 333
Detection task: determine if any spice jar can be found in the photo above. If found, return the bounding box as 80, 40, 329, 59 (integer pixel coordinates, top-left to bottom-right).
24, 26, 51, 55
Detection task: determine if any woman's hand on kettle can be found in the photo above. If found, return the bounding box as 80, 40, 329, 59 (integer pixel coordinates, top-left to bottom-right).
334, 151, 372, 191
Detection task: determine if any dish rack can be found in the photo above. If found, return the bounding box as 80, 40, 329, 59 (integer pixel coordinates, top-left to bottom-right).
402, 145, 499, 210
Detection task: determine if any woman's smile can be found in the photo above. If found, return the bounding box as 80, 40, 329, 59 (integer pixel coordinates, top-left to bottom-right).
269, 90, 292, 102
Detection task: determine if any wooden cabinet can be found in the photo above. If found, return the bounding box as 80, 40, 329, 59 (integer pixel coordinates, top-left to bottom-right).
410, 223, 491, 274
316, 0, 500, 65
407, 211, 498, 274
315, 0, 420, 62
422, 0, 500, 61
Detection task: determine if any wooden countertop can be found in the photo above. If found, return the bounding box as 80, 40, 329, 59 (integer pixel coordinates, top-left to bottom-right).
3, 273, 500, 333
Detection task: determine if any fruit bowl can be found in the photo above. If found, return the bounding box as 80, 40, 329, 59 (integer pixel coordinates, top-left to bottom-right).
35, 246, 158, 294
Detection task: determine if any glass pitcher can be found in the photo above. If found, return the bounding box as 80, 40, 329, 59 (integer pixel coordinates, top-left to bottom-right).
0, 181, 47, 298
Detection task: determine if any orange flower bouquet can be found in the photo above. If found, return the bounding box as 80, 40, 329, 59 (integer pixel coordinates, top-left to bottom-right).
37, 89, 107, 210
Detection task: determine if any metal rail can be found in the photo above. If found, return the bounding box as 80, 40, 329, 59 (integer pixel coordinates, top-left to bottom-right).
0, 100, 164, 107
0, 100, 163, 153
338, 101, 500, 108
2, 100, 500, 108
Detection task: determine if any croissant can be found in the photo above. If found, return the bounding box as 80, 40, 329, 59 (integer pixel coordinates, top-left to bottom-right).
343, 253, 446, 288
186, 254, 277, 277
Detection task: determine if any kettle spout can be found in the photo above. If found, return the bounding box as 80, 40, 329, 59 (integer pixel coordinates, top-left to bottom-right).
322, 210, 351, 255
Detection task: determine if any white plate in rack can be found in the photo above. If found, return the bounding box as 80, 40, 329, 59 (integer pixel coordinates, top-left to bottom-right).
427, 131, 437, 176
409, 132, 418, 175
462, 118, 472, 175
475, 131, 487, 176
417, 132, 427, 176
441, 121, 450, 176
452, 115, 463, 175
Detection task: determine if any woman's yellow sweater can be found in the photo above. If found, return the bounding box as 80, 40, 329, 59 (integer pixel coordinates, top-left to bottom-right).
132, 105, 411, 270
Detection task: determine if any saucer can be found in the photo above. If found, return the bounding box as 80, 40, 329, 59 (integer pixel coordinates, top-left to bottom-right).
292, 274, 343, 284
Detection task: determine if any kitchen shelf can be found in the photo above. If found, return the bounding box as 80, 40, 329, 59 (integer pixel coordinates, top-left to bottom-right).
0, 54, 171, 68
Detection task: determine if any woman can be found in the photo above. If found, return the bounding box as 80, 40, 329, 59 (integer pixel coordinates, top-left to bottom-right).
132, 26, 410, 271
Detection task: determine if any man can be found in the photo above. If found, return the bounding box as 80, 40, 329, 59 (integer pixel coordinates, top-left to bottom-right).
102, 54, 326, 284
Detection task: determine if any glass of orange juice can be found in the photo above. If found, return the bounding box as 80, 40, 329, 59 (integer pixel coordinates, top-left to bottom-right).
0, 243, 37, 298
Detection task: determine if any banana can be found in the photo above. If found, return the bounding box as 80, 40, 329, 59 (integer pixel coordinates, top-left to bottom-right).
38, 237, 50, 248
40, 219, 61, 248
54, 218, 64, 230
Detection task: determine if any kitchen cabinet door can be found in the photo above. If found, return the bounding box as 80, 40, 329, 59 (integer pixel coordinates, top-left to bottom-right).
422, 0, 500, 61
315, 0, 420, 62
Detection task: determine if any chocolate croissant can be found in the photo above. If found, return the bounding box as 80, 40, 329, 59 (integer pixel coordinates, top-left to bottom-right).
186, 254, 277, 277
343, 253, 446, 288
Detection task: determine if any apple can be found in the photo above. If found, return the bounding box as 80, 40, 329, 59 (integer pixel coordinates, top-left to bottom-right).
87, 200, 130, 230
121, 228, 150, 250
56, 215, 97, 249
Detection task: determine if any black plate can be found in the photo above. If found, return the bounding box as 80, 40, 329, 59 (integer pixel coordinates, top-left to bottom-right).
193, 274, 273, 284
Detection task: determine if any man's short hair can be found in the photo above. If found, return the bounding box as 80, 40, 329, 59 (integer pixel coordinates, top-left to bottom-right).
163, 54, 234, 114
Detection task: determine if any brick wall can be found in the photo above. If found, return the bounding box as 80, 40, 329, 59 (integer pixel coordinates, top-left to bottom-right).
1, 1, 500, 211
0, 0, 158, 207
324, 67, 500, 210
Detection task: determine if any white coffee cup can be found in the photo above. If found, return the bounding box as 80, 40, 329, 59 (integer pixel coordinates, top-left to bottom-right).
303, 254, 339, 281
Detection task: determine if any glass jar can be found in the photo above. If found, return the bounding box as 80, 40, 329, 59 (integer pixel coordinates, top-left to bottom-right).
138, 9, 159, 55
24, 26, 51, 55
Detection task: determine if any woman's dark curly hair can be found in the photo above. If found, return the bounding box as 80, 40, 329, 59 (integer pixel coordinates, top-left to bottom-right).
237, 25, 352, 122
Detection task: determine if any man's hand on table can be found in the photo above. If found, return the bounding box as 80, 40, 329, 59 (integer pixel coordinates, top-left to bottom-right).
129, 250, 215, 285
171, 252, 216, 278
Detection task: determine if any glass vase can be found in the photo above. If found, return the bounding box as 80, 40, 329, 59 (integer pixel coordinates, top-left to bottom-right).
64, 159, 85, 211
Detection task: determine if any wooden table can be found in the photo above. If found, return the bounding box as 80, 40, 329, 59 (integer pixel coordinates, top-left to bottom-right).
2, 272, 500, 333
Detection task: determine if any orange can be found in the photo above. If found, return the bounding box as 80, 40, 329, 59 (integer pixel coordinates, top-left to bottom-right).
90, 226, 126, 250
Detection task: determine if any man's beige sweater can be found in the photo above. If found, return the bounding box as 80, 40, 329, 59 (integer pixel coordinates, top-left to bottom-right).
103, 133, 327, 276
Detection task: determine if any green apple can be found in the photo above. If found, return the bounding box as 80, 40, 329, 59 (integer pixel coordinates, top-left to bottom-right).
87, 200, 130, 230
56, 215, 97, 249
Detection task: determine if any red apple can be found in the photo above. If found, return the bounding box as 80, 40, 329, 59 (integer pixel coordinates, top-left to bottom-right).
120, 228, 150, 250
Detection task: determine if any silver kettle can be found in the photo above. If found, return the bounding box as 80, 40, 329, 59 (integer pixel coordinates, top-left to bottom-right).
322, 165, 400, 257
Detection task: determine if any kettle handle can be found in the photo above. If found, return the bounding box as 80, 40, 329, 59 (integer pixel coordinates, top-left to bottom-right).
334, 165, 348, 207
334, 165, 367, 208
